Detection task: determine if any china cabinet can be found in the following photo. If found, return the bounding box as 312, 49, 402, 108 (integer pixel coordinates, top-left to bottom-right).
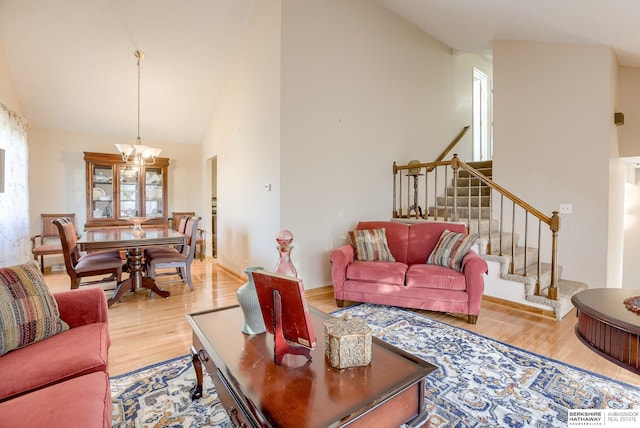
84, 152, 169, 229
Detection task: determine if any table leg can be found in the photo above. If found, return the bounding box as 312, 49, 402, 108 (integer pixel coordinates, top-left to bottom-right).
190, 345, 204, 400
107, 247, 170, 307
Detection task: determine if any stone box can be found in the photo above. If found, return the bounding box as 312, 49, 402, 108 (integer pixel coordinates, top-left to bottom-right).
324, 313, 372, 369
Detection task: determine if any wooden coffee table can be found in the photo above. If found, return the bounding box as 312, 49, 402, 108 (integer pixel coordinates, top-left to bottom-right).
186, 305, 436, 427
572, 288, 640, 375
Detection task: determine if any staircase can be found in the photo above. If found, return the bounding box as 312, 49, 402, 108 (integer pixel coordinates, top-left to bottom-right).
427, 160, 587, 320
392, 126, 586, 320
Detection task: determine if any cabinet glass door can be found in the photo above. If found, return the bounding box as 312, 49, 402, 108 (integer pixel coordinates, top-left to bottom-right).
145, 168, 163, 218
119, 166, 140, 218
91, 164, 114, 220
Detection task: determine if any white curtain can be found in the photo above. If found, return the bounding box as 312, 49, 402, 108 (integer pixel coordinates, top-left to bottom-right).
0, 103, 30, 266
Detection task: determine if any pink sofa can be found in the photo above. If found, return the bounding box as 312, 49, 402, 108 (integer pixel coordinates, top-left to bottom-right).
330, 221, 488, 323
0, 287, 111, 428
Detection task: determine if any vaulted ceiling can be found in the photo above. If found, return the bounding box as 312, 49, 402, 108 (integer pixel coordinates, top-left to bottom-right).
1, 0, 638, 145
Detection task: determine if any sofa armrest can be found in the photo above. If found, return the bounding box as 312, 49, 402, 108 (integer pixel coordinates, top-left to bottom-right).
461, 250, 489, 315
54, 287, 109, 329
329, 245, 355, 292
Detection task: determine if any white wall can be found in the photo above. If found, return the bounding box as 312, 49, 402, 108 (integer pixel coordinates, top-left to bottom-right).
493, 40, 621, 288
607, 52, 624, 289
618, 67, 640, 157
2, 37, 204, 270
623, 167, 640, 288
619, 67, 640, 288
453, 53, 493, 161
203, 0, 492, 287
27, 127, 202, 239
0, 42, 21, 115
279, 0, 479, 287
201, 0, 282, 275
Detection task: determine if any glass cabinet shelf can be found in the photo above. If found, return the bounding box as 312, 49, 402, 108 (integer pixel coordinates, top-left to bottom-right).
84, 152, 169, 229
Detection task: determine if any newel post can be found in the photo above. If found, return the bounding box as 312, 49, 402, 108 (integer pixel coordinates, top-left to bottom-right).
393, 162, 398, 218
451, 154, 460, 222
548, 211, 561, 300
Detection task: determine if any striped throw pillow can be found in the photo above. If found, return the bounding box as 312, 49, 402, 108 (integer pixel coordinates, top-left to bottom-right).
0, 261, 69, 356
427, 229, 478, 272
349, 228, 396, 262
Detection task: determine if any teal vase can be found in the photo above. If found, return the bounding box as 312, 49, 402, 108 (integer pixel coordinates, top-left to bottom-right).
236, 266, 266, 334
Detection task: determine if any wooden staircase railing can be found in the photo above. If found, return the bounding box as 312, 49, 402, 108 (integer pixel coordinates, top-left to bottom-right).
393, 154, 560, 300
433, 125, 470, 164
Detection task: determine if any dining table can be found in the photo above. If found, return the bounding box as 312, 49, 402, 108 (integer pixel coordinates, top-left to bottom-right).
77, 226, 186, 307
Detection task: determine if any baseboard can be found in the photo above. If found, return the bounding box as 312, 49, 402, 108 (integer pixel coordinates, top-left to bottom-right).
214, 262, 246, 281
43, 263, 65, 274
482, 294, 558, 319
304, 285, 334, 298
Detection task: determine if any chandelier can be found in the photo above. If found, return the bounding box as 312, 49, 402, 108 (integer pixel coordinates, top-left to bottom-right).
115, 50, 161, 165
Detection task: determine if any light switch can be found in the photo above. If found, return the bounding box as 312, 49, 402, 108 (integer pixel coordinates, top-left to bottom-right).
559, 203, 572, 214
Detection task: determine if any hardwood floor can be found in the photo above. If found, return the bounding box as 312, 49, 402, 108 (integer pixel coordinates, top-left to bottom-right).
44, 258, 639, 385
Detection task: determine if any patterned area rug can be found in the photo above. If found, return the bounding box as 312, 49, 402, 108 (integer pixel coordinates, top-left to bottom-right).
111, 304, 640, 427
110, 356, 231, 428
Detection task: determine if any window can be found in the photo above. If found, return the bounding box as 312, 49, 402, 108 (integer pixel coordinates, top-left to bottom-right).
472, 67, 492, 161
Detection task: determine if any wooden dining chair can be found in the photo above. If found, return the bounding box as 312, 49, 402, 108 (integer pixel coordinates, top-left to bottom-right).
145, 215, 191, 259
31, 213, 76, 273
53, 217, 124, 290
145, 216, 200, 291
171, 211, 205, 261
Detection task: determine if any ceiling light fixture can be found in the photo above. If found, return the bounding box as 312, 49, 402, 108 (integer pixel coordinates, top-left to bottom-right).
115, 50, 161, 165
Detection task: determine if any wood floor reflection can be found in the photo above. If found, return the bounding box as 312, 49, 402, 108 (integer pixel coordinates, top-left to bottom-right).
43, 258, 638, 385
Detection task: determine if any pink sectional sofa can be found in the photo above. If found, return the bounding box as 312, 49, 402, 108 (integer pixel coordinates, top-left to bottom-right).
330, 221, 488, 323
0, 286, 112, 428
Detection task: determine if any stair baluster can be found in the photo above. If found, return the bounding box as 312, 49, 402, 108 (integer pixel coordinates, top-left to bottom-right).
511, 201, 516, 275
523, 212, 529, 277
392, 155, 562, 302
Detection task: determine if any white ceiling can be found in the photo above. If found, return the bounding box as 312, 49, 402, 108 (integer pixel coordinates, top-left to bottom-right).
377, 0, 640, 66
0, 0, 254, 144
1, 0, 639, 145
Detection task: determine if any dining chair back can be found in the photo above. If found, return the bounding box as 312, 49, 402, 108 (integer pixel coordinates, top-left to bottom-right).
31, 213, 76, 273
53, 217, 123, 290
145, 216, 201, 291
144, 215, 191, 259
171, 211, 205, 261
171, 212, 193, 233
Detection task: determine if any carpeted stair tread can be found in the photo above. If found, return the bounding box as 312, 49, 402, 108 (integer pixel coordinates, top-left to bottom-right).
428, 206, 492, 219
458, 168, 492, 179
455, 177, 490, 187
528, 279, 588, 320
424, 159, 588, 321
436, 195, 491, 207
447, 186, 491, 197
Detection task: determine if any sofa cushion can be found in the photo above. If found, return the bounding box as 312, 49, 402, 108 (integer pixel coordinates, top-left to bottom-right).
349, 228, 396, 262
0, 261, 69, 357
406, 221, 467, 265
427, 229, 478, 272
0, 322, 109, 401
357, 221, 409, 263
346, 261, 407, 286
406, 264, 467, 291
0, 371, 111, 428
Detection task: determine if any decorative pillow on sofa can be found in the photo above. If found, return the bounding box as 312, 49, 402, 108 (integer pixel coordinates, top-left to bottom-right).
427, 229, 478, 272
0, 261, 69, 356
349, 228, 396, 262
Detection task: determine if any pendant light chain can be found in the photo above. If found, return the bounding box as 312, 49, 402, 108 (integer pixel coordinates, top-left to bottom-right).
135, 50, 143, 145
115, 49, 161, 165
